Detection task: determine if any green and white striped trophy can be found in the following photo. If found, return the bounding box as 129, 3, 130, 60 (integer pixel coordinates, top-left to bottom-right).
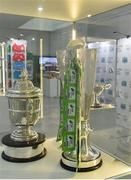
57, 38, 102, 172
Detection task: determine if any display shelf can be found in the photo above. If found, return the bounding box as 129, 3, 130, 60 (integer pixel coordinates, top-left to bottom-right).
0, 137, 130, 179
0, 96, 130, 178
91, 104, 115, 110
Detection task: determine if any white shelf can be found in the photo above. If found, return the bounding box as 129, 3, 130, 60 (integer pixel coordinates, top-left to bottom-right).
0, 137, 130, 179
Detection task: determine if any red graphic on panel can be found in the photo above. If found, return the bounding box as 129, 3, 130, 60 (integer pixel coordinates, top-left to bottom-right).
13, 53, 25, 61
12, 43, 25, 52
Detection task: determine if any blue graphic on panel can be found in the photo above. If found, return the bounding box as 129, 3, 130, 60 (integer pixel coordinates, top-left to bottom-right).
121, 81, 127, 87
106, 79, 113, 83
100, 78, 105, 83
121, 104, 126, 110
7, 54, 11, 61
13, 62, 25, 70
101, 57, 106, 63
108, 89, 113, 95
109, 47, 114, 52
122, 57, 128, 63
13, 71, 21, 79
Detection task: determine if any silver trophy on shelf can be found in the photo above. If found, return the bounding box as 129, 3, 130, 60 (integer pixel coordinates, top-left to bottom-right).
1, 70, 46, 162
91, 83, 111, 108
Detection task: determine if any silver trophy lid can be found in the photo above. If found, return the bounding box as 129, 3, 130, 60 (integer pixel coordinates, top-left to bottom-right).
7, 70, 41, 98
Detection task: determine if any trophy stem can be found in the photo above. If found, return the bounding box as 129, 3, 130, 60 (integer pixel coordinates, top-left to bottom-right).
11, 125, 38, 142
91, 92, 102, 108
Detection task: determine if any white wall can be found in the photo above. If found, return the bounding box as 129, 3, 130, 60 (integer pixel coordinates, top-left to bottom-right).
0, 28, 51, 56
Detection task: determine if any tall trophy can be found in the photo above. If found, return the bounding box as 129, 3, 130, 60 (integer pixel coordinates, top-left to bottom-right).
91, 83, 111, 108
57, 38, 102, 172
1, 70, 46, 162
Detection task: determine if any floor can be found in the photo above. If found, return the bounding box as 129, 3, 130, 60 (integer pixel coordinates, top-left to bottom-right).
0, 96, 131, 179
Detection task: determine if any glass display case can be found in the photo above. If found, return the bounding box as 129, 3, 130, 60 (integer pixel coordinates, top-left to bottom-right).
75, 9, 131, 166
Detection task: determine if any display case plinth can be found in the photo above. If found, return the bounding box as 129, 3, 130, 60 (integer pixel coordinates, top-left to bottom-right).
60, 151, 102, 172
1, 133, 46, 163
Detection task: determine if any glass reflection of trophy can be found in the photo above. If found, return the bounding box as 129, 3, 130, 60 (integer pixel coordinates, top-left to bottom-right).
57, 38, 102, 172
1, 70, 46, 162
92, 83, 111, 108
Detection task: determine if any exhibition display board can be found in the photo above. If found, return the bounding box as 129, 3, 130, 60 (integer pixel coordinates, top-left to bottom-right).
115, 37, 131, 165
89, 38, 131, 166
88, 40, 116, 105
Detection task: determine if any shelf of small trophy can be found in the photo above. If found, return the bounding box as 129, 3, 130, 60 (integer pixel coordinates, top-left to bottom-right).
91, 103, 115, 110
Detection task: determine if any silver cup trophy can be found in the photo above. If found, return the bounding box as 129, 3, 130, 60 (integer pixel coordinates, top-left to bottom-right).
1, 70, 46, 162
92, 83, 111, 108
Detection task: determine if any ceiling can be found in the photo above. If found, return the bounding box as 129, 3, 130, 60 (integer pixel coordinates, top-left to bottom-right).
0, 14, 32, 29
79, 4, 131, 39
0, 2, 130, 41
0, 13, 72, 32
19, 18, 72, 31
0, 0, 130, 21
